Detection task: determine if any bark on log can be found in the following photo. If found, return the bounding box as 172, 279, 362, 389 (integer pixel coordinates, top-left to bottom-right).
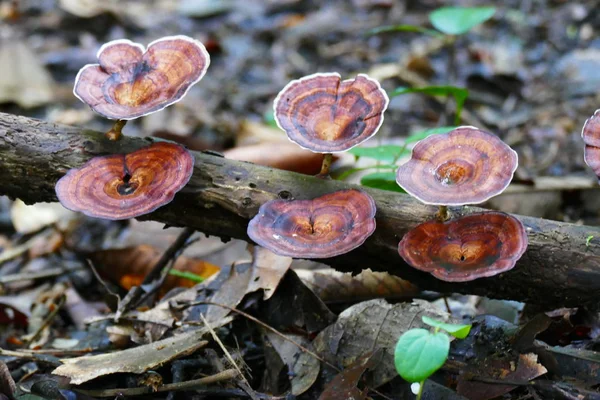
1, 112, 599, 309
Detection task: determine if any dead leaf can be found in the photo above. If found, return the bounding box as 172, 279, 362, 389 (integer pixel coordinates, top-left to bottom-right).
0, 35, 54, 108
265, 332, 320, 396
10, 200, 77, 235
248, 246, 292, 300
295, 268, 419, 303
88, 245, 220, 294
319, 350, 382, 400
0, 361, 16, 400
52, 328, 212, 384
457, 353, 547, 400
313, 299, 456, 387
224, 142, 330, 175
263, 270, 336, 333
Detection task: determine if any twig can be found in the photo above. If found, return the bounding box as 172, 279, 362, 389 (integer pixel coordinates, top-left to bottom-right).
200, 314, 250, 385
0, 265, 84, 284
74, 368, 239, 397
22, 294, 66, 346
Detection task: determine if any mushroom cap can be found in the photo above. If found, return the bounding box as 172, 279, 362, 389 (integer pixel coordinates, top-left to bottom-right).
55, 142, 194, 220
398, 211, 528, 282
247, 189, 376, 258
395, 126, 518, 205
273, 73, 389, 153
582, 109, 600, 177
74, 35, 210, 120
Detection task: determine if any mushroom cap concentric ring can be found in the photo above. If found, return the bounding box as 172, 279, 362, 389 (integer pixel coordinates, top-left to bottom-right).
247, 189, 377, 258
398, 211, 528, 282
74, 35, 210, 120
582, 109, 600, 178
273, 73, 389, 153
55, 142, 194, 220
395, 126, 518, 206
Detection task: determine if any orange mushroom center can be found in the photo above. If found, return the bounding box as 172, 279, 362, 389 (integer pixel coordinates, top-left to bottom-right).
434, 160, 473, 186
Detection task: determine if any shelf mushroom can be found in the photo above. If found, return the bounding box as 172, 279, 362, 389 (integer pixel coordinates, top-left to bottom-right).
247, 189, 376, 258
396, 126, 518, 219
398, 212, 528, 282
273, 73, 389, 175
74, 35, 210, 140
582, 109, 600, 177
55, 142, 194, 220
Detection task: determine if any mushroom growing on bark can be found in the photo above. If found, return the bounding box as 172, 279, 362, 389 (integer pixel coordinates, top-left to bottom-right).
395, 126, 518, 220
398, 212, 528, 282
74, 35, 210, 140
55, 142, 194, 220
247, 189, 376, 258
582, 109, 600, 178
273, 73, 388, 176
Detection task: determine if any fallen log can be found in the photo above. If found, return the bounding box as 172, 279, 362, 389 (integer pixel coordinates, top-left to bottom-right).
1, 112, 599, 308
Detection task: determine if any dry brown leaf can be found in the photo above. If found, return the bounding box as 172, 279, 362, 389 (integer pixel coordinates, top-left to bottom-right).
457, 353, 548, 400
313, 299, 457, 387
88, 245, 220, 294
295, 268, 419, 303
265, 331, 320, 396
248, 246, 292, 300
224, 142, 330, 175
52, 327, 220, 384
319, 350, 381, 400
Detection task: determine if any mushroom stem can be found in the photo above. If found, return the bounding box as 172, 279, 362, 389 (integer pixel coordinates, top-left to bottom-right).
318, 153, 334, 177
105, 119, 127, 141
436, 205, 449, 221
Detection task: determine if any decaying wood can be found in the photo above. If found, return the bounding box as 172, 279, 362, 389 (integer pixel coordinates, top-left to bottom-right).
1, 112, 600, 308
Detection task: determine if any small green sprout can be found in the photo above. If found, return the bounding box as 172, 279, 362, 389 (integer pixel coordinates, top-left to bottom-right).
394, 316, 472, 399
586, 235, 594, 247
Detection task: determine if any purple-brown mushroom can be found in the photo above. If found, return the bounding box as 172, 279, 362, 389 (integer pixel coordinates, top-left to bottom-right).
273, 73, 389, 153
582, 109, 600, 177
398, 211, 528, 282
396, 126, 518, 206
74, 35, 210, 121
55, 142, 194, 220
247, 189, 376, 258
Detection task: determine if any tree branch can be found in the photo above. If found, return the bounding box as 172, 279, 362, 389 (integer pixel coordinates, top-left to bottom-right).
1, 112, 599, 308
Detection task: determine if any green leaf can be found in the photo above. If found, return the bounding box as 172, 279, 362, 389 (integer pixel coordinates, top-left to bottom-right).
394, 329, 450, 382
390, 86, 468, 123
264, 110, 278, 128
367, 24, 442, 37
405, 126, 456, 144
336, 165, 397, 181
361, 171, 405, 193
421, 316, 472, 339
429, 6, 496, 35
348, 145, 410, 162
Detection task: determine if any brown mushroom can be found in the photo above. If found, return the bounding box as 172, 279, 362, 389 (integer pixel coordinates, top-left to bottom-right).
247, 189, 376, 258
273, 73, 388, 175
55, 142, 194, 220
582, 109, 600, 177
396, 126, 518, 206
74, 35, 209, 138
398, 211, 528, 282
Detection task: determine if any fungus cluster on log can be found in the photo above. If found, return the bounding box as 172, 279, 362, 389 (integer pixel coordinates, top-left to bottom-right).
395, 126, 527, 282
54, 35, 563, 284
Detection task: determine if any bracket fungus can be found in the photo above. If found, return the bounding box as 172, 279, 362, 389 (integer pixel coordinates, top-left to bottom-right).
55, 142, 194, 220
273, 72, 388, 175
396, 126, 518, 207
398, 212, 528, 282
74, 35, 210, 138
247, 189, 376, 258
582, 109, 600, 178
